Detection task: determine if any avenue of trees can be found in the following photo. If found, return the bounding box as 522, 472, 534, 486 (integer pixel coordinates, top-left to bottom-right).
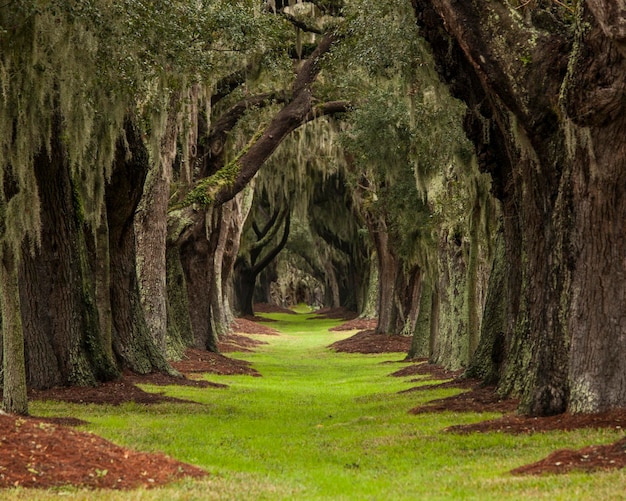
1, 0, 625, 420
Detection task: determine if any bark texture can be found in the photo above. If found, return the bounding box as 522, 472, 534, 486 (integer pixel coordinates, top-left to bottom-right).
20, 123, 118, 389
412, 0, 626, 414
1, 246, 28, 414
107, 120, 173, 374
135, 96, 180, 355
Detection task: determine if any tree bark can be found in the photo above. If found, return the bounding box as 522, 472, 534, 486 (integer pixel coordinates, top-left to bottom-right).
20, 124, 118, 389
107, 120, 173, 374
135, 94, 180, 355
365, 215, 398, 334
412, 0, 626, 414
178, 210, 218, 351
1, 245, 28, 415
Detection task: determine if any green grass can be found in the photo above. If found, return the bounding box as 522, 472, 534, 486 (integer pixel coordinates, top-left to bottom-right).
7, 311, 626, 500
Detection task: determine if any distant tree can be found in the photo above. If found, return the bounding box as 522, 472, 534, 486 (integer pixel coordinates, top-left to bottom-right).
235, 202, 291, 316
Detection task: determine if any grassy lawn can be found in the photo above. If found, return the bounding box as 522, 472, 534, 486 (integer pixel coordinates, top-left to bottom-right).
7, 311, 625, 500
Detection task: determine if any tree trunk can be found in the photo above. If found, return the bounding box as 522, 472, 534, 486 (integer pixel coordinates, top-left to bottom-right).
564, 34, 626, 412
366, 215, 398, 334
165, 240, 194, 358
430, 229, 468, 370
135, 97, 179, 355
1, 245, 28, 415
466, 228, 508, 385
408, 278, 432, 360
107, 120, 173, 374
412, 0, 626, 414
20, 127, 118, 389
179, 211, 218, 351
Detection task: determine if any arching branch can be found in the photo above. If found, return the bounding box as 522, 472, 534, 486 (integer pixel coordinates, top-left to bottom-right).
181, 31, 349, 209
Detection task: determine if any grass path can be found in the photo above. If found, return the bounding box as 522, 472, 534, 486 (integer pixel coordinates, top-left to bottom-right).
12, 312, 626, 500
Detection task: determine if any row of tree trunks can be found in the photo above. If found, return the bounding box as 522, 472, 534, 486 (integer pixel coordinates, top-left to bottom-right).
15, 116, 179, 392
411, 0, 626, 414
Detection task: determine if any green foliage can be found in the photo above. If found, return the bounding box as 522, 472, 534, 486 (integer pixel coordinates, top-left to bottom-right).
0, 0, 280, 251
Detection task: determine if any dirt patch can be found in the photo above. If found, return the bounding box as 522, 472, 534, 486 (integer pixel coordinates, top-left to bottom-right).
446, 409, 626, 435
329, 329, 412, 354
0, 413, 207, 490
511, 436, 626, 475
329, 317, 377, 331
29, 372, 216, 407
232, 318, 280, 335
390, 361, 463, 381
172, 348, 261, 377
311, 307, 358, 320
409, 382, 519, 415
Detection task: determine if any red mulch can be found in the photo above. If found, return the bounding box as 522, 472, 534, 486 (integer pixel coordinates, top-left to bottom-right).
0, 413, 207, 490
231, 318, 279, 336
397, 361, 626, 475
29, 372, 222, 406
329, 329, 412, 354
171, 348, 261, 377
311, 307, 358, 320
511, 436, 626, 475
329, 317, 377, 331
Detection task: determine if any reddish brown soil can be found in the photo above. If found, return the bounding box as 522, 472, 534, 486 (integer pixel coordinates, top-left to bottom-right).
171, 348, 261, 377
329, 329, 412, 354
3, 326, 626, 491
329, 317, 377, 331
0, 413, 207, 489
311, 307, 358, 320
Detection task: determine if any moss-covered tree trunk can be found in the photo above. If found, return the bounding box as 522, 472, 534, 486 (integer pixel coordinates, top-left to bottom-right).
20, 125, 118, 389
135, 98, 179, 355
408, 278, 432, 359
365, 214, 398, 334
466, 228, 509, 385
1, 245, 28, 415
430, 230, 468, 370
107, 120, 173, 374
413, 0, 626, 414
178, 210, 218, 352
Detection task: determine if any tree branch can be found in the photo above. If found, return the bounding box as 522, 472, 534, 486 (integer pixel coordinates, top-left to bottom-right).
181, 31, 345, 209
251, 211, 291, 277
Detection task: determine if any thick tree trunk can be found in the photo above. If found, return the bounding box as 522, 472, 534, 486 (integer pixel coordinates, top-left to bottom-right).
20, 128, 118, 389
466, 228, 508, 385
408, 278, 432, 360
366, 216, 398, 334
563, 23, 626, 411
430, 230, 468, 370
165, 240, 194, 357
135, 98, 179, 355
179, 211, 218, 352
1, 246, 28, 415
107, 120, 173, 374
412, 1, 626, 414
